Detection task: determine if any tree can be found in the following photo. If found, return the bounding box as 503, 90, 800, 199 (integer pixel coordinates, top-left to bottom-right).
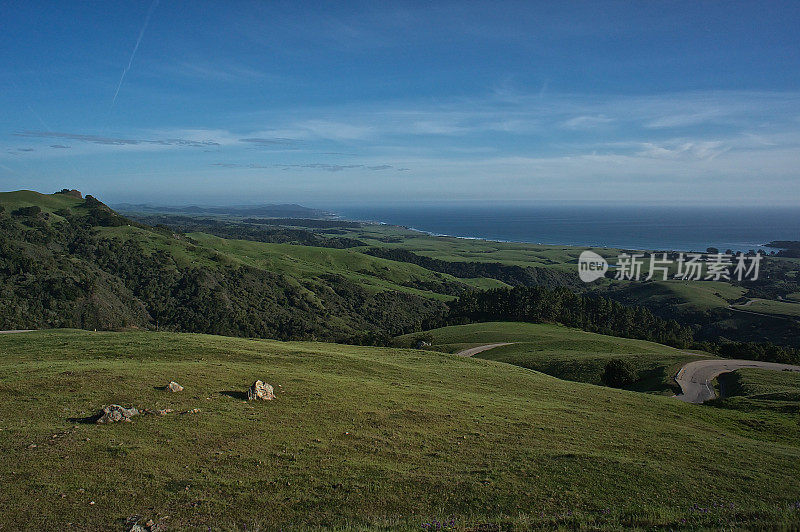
602, 359, 637, 388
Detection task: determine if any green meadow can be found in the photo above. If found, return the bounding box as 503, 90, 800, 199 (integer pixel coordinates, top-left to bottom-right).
715, 368, 800, 414
1, 330, 799, 530
731, 298, 800, 318
398, 322, 711, 393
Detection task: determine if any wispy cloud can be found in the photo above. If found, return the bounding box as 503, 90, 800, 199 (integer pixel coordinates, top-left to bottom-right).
560, 115, 614, 130
211, 162, 401, 172
239, 137, 302, 146
14, 130, 219, 148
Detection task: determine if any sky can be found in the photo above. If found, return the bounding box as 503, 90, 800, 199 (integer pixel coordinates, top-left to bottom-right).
1, 0, 799, 206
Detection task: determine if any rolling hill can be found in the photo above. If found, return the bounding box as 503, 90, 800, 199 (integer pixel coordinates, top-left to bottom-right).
397, 322, 710, 393
1, 329, 799, 530
0, 190, 447, 342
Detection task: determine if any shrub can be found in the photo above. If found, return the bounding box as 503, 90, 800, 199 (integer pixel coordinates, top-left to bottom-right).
11, 206, 41, 217
602, 358, 637, 388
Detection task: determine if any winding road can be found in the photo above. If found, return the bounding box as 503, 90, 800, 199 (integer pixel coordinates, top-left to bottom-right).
674, 359, 800, 403
454, 343, 513, 357
451, 342, 800, 406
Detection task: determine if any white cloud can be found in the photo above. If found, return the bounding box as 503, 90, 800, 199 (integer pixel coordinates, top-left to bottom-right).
560, 115, 614, 130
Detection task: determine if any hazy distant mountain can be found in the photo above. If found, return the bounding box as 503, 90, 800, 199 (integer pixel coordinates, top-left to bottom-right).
113, 202, 333, 218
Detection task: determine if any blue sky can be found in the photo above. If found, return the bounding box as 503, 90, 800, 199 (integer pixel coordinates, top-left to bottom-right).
1, 1, 799, 206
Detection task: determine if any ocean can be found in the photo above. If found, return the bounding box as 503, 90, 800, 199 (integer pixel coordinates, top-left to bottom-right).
335, 204, 800, 253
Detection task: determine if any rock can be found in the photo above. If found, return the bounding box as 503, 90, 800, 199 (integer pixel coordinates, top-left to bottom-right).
129, 525, 147, 532
167, 381, 183, 392
416, 340, 432, 348
96, 405, 139, 424
247, 380, 275, 401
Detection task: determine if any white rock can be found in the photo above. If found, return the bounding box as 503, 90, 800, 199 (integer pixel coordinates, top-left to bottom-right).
247, 380, 275, 401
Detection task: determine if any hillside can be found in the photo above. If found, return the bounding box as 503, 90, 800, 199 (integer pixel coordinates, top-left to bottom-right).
398, 322, 710, 393
0, 190, 683, 347
1, 330, 799, 529
3, 190, 799, 354
716, 368, 800, 413
0, 191, 445, 342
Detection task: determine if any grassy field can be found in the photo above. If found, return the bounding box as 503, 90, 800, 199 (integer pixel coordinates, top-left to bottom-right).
715, 369, 800, 414
95, 226, 511, 302
603, 279, 746, 312
1, 330, 799, 530
398, 322, 712, 394
0, 189, 83, 213
731, 298, 800, 318
186, 232, 508, 297
336, 224, 621, 272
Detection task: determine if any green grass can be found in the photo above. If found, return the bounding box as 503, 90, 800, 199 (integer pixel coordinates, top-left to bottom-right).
398, 322, 712, 394
606, 280, 745, 312
715, 369, 800, 414
732, 298, 800, 318
0, 190, 83, 213
187, 232, 507, 297
1, 330, 799, 530
342, 226, 621, 272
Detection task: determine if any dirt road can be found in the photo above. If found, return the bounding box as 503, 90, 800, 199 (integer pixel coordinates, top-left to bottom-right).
0, 330, 34, 334
454, 343, 513, 357
674, 359, 800, 403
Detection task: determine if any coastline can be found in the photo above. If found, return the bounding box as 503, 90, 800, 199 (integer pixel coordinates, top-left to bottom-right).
353, 218, 775, 254
336, 205, 789, 254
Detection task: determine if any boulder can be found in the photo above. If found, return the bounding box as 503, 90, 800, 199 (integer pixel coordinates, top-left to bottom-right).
167, 381, 184, 392
247, 380, 275, 401
96, 405, 139, 424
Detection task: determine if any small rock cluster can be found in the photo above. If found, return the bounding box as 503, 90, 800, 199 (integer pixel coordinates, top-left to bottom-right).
247, 380, 276, 401
88, 378, 275, 425
96, 405, 139, 424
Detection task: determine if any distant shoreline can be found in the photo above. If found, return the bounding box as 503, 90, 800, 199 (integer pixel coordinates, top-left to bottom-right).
337, 206, 785, 254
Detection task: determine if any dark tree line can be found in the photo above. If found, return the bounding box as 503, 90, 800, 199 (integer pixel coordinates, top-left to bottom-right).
363, 247, 582, 289
446, 286, 695, 348
132, 215, 367, 249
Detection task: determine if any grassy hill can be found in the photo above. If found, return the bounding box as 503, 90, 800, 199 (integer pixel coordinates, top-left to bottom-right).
0, 189, 85, 214
731, 298, 800, 318
398, 322, 712, 393
606, 279, 746, 312
715, 368, 800, 413
1, 329, 799, 530
184, 232, 507, 297
0, 191, 448, 341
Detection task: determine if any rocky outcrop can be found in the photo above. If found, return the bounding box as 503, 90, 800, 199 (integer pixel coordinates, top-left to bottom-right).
247, 380, 275, 401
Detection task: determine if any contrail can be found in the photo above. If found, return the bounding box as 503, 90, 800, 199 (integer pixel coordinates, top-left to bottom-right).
111, 0, 159, 108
